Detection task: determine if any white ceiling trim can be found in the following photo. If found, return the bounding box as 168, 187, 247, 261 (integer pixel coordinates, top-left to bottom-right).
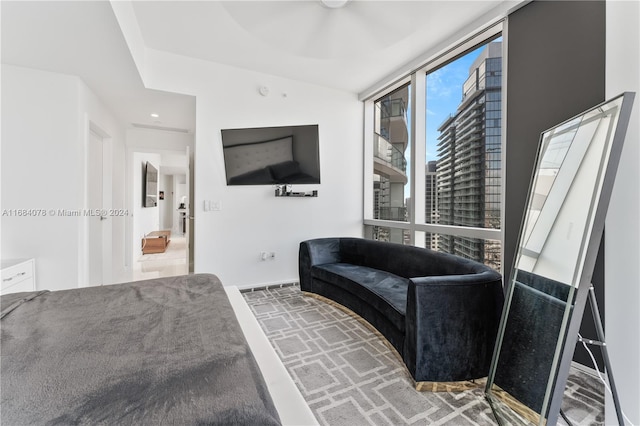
132, 123, 191, 133
120, 0, 524, 94
109, 0, 150, 87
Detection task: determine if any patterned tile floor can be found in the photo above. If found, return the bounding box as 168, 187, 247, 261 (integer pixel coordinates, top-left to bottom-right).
243, 284, 604, 426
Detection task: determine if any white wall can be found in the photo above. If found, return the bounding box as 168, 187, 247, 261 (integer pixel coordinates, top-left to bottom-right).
81, 73, 128, 286
159, 174, 173, 230
160, 153, 188, 169
126, 127, 193, 153
605, 1, 640, 424
142, 50, 364, 288
2, 65, 82, 291
1, 64, 127, 290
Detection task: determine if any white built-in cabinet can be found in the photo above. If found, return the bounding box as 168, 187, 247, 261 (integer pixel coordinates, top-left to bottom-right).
1, 259, 36, 295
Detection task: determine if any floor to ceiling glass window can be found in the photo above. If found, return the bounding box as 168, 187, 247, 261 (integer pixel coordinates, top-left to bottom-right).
426, 38, 502, 270
365, 30, 503, 272
372, 83, 411, 244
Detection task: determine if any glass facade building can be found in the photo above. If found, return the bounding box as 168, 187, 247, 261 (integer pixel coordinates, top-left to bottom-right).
425, 160, 438, 249
434, 42, 502, 270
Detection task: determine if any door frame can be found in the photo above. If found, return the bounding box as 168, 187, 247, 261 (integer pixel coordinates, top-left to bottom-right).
125, 142, 194, 276
81, 118, 112, 287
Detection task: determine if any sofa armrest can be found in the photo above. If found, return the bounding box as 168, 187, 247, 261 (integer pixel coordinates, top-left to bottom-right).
298, 238, 342, 292
403, 271, 504, 382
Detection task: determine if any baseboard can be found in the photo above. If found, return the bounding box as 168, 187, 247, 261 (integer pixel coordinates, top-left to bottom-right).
236, 281, 299, 293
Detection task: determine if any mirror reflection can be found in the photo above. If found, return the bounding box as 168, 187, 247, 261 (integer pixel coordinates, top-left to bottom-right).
518, 105, 618, 285
486, 94, 632, 426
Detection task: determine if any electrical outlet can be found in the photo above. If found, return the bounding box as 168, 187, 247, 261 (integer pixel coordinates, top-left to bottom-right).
260, 252, 276, 261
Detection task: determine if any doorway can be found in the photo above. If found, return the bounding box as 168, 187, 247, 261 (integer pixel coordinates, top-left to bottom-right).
130, 146, 192, 280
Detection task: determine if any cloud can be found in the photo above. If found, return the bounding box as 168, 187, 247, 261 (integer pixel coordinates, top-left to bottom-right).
427, 68, 454, 98
426, 58, 475, 102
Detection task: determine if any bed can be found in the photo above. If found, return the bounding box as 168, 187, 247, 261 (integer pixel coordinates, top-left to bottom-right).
1, 274, 309, 425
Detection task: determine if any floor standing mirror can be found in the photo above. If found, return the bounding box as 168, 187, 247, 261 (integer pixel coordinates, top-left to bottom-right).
485, 92, 635, 426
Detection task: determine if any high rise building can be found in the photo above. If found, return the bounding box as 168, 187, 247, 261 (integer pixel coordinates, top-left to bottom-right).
373, 85, 409, 243
435, 42, 502, 270
425, 160, 438, 249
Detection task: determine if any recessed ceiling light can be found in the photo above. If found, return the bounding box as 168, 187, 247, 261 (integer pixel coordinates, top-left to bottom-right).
150, 113, 159, 118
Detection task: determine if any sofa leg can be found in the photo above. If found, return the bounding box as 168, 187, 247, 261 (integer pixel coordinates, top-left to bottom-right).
414, 378, 486, 392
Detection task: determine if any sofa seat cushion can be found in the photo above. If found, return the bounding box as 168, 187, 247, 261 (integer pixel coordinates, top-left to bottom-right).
311, 263, 408, 331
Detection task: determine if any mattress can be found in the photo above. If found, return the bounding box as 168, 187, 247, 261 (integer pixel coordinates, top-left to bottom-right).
0, 274, 281, 425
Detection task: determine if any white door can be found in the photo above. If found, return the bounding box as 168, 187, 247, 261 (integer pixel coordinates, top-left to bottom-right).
88, 130, 104, 285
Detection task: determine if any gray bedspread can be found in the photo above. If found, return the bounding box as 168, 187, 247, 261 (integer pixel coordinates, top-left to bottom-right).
0, 274, 281, 425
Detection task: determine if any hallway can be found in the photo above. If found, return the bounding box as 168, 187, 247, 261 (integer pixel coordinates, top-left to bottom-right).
132, 234, 188, 281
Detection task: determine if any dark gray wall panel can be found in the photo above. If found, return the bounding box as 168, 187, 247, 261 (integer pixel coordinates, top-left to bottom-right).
505, 0, 605, 368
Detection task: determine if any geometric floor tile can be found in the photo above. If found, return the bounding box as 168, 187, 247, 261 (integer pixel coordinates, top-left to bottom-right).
243, 285, 604, 426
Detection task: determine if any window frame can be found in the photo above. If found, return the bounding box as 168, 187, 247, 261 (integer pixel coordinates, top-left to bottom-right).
363, 22, 506, 274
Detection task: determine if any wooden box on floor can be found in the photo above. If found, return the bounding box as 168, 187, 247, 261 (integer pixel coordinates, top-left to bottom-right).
142, 230, 171, 254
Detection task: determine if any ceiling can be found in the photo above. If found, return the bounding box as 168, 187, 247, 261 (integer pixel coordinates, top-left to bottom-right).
2, 0, 510, 133
1, 1, 196, 133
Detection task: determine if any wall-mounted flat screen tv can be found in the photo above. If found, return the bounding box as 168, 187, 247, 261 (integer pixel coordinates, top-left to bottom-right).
144, 161, 158, 207
221, 124, 320, 185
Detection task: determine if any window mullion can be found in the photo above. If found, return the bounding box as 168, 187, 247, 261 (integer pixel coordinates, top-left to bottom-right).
363, 100, 375, 221
410, 71, 427, 246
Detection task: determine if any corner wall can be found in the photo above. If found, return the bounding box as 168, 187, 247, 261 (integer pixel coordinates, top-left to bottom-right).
504, 0, 605, 297
504, 0, 607, 371
2, 65, 83, 290
143, 50, 364, 288
1, 65, 127, 290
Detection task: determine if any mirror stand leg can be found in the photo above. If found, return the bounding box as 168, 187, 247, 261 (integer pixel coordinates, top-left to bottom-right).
586, 285, 625, 426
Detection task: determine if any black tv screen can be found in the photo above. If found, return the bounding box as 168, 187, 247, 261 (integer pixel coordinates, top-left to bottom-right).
221, 124, 320, 185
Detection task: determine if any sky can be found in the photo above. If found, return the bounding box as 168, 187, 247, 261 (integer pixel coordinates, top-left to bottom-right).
396, 39, 500, 200
425, 45, 484, 163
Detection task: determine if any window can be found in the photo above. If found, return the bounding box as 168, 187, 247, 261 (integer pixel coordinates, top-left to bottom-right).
372, 84, 411, 234
365, 226, 412, 245
365, 33, 503, 271
426, 38, 502, 268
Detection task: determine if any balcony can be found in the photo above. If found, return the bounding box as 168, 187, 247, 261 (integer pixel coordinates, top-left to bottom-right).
437, 114, 455, 132
373, 133, 407, 182
375, 206, 407, 221
380, 98, 406, 119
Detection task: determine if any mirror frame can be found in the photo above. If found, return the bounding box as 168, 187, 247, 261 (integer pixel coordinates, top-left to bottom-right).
485, 92, 635, 426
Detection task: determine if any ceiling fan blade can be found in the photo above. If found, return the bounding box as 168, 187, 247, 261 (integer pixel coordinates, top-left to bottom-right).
220, 1, 427, 60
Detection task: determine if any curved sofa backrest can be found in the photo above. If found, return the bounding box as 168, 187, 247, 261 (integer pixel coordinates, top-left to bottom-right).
338, 237, 492, 278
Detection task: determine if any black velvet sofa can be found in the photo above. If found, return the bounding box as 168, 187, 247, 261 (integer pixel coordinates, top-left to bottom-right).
299, 237, 504, 386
